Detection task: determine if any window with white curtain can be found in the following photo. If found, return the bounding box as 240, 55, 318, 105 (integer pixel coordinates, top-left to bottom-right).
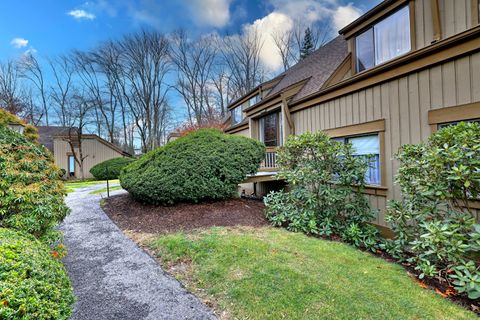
335, 134, 381, 185
356, 5, 411, 72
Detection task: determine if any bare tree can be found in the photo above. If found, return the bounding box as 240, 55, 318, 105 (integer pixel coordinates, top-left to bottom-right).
18, 53, 50, 125
0, 60, 25, 116
170, 30, 218, 125
220, 26, 265, 99
49, 55, 75, 126
117, 30, 172, 152
61, 92, 94, 180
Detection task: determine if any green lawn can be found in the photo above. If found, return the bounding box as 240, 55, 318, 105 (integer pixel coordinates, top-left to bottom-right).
65, 179, 120, 193
150, 227, 475, 320
89, 185, 123, 195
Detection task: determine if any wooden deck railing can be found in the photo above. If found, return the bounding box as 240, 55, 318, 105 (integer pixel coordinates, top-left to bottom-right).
260, 147, 278, 171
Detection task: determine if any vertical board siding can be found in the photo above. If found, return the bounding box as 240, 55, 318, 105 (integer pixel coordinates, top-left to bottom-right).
290, 52, 480, 226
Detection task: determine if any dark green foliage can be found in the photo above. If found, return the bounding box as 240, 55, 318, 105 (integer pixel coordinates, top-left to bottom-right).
264, 131, 379, 251
0, 228, 74, 319
0, 125, 69, 238
120, 129, 265, 204
299, 27, 315, 60
385, 122, 480, 299
89, 157, 135, 180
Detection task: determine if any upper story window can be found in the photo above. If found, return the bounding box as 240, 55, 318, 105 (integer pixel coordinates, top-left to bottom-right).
248, 94, 260, 107
356, 5, 411, 72
231, 106, 243, 125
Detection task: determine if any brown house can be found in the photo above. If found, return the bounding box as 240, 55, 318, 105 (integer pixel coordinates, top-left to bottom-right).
38, 126, 131, 179
225, 0, 480, 230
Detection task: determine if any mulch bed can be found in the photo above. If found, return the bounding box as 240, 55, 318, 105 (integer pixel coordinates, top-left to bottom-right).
102, 194, 268, 234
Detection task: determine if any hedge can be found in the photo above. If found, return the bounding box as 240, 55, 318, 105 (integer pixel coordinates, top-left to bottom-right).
89, 157, 135, 180
120, 128, 265, 204
0, 125, 69, 238
0, 228, 74, 320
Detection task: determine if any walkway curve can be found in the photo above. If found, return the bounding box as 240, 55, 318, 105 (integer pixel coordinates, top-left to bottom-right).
60, 184, 216, 320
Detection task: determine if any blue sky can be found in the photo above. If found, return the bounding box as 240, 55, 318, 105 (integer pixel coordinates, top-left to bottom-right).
1, 0, 381, 62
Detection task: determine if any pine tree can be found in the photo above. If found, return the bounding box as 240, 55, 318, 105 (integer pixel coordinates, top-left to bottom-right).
300, 27, 315, 60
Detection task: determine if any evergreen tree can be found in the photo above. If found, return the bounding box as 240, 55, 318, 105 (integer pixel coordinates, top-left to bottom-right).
300, 27, 315, 60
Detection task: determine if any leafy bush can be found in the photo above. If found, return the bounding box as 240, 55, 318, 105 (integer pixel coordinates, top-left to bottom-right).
0, 108, 38, 143
0, 125, 69, 237
120, 128, 265, 204
0, 228, 74, 319
89, 157, 135, 180
385, 122, 480, 299
264, 131, 379, 250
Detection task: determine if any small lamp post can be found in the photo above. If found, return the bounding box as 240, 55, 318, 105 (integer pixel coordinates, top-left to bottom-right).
6, 122, 25, 135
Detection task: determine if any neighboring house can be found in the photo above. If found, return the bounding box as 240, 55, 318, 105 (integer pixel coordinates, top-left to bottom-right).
37, 126, 131, 179
225, 0, 480, 230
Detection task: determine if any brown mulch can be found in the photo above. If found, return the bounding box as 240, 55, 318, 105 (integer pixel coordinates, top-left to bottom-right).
102, 194, 268, 234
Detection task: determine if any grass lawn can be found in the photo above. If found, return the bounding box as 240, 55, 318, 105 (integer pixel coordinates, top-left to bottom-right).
149, 227, 476, 320
89, 185, 123, 195
65, 179, 120, 193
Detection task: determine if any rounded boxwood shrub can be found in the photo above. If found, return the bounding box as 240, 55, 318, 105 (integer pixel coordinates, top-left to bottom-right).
0, 228, 74, 320
0, 124, 69, 237
89, 157, 135, 180
120, 128, 265, 204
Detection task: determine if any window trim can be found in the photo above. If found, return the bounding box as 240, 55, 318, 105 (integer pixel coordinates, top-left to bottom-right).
353, 3, 415, 74
428, 102, 480, 133
325, 119, 387, 189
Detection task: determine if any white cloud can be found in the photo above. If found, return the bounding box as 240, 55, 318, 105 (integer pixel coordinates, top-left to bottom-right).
244, 12, 294, 71
68, 9, 96, 20
333, 4, 363, 31
188, 0, 232, 28
10, 37, 28, 48
238, 0, 363, 72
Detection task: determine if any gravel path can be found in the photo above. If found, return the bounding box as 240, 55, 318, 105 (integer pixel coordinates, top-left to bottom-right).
60, 184, 216, 320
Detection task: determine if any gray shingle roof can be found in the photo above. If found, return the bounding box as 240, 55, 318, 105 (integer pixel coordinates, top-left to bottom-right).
37, 126, 77, 153
266, 36, 348, 102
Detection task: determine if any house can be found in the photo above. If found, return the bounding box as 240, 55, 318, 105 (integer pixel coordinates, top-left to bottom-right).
37, 126, 131, 179
225, 0, 480, 230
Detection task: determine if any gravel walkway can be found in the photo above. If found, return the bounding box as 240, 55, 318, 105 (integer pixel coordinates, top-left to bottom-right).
60, 184, 216, 320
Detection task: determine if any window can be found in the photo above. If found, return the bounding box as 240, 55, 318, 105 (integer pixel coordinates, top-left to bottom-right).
231, 106, 243, 125
249, 95, 260, 107
68, 155, 75, 177
259, 112, 283, 147
356, 6, 411, 72
336, 134, 381, 185
438, 119, 480, 130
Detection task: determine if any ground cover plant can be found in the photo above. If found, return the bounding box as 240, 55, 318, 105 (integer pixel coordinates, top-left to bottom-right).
0, 124, 69, 238
150, 227, 475, 320
385, 122, 480, 300
120, 128, 265, 204
0, 228, 74, 320
89, 157, 135, 180
264, 131, 379, 250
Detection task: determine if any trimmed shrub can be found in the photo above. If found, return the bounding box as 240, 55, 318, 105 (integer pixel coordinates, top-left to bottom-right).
385, 121, 480, 299
89, 157, 135, 180
264, 131, 379, 251
120, 128, 265, 204
0, 228, 74, 320
0, 125, 69, 237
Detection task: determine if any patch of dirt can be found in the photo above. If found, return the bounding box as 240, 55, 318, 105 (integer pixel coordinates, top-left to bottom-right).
102, 194, 268, 234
